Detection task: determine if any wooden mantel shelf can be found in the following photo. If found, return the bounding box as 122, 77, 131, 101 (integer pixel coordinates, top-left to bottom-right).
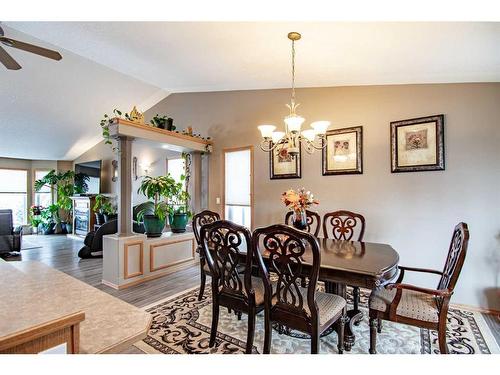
109, 118, 212, 153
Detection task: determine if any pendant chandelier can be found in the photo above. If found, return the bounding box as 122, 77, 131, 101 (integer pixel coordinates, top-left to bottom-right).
258, 32, 330, 158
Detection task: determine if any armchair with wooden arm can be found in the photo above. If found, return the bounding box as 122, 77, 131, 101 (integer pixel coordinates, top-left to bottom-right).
368, 223, 469, 354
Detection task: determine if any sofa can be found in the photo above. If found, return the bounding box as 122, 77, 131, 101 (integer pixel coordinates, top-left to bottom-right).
0, 209, 22, 257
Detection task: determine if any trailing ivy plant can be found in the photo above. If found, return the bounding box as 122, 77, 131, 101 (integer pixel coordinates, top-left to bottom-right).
100, 108, 130, 153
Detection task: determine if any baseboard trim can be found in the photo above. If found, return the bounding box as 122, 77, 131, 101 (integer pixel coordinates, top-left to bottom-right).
102, 259, 198, 290
451, 303, 499, 315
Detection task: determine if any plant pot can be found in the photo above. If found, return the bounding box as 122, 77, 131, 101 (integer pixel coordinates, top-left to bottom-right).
42, 222, 55, 235
95, 212, 105, 225
104, 213, 117, 222
169, 213, 188, 233
54, 222, 64, 234
166, 118, 174, 131
32, 226, 39, 234
60, 222, 68, 234
143, 214, 165, 238
65, 222, 73, 234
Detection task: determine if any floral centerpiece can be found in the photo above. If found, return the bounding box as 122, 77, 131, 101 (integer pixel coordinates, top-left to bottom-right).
281, 188, 319, 230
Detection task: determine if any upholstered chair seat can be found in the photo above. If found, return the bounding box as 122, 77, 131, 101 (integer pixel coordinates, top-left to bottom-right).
276, 288, 346, 327
370, 288, 439, 323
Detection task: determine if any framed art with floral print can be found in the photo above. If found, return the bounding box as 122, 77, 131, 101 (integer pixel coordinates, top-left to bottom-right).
390, 114, 445, 173
269, 141, 301, 179
322, 126, 363, 176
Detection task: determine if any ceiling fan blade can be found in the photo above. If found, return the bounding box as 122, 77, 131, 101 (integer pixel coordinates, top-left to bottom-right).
0, 37, 62, 61
0, 45, 21, 70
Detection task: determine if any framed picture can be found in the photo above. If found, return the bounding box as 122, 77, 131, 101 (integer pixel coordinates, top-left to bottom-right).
269, 142, 301, 179
322, 126, 363, 175
390, 114, 445, 173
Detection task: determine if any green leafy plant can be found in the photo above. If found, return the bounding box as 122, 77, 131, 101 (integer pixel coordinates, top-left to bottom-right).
100, 109, 130, 152
150, 114, 175, 131
167, 175, 192, 218
137, 175, 178, 222
41, 204, 60, 225
35, 170, 90, 224
93, 194, 108, 214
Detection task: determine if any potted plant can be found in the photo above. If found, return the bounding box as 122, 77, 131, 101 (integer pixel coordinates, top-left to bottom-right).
167, 175, 192, 233
102, 200, 117, 222
150, 114, 175, 131
93, 194, 107, 225
40, 204, 59, 235
29, 205, 43, 234
137, 175, 177, 237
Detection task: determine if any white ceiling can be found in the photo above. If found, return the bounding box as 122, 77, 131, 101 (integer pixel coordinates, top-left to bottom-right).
7, 22, 500, 92
1, 22, 499, 160
0, 25, 166, 160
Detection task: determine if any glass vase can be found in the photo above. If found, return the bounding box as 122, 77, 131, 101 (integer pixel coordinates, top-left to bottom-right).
292, 209, 307, 230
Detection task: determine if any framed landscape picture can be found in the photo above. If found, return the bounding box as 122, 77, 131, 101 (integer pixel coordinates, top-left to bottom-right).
269, 142, 301, 179
390, 114, 445, 173
322, 126, 363, 175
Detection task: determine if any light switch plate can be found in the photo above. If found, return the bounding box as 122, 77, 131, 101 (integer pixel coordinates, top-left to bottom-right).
216, 197, 221, 204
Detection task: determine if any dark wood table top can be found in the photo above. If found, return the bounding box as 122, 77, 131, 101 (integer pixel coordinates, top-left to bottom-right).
259, 238, 399, 288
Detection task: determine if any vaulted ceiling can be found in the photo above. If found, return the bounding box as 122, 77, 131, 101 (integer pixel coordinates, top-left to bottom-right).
1, 22, 499, 160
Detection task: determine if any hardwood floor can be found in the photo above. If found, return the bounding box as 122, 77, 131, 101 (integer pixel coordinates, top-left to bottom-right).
11, 234, 201, 308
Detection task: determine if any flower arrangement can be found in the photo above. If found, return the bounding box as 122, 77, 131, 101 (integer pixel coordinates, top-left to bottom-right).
281, 188, 319, 213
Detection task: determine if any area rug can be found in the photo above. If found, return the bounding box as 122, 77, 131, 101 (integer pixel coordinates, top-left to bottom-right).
134, 286, 500, 354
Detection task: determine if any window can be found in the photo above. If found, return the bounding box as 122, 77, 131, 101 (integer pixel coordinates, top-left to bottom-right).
34, 170, 52, 209
224, 147, 252, 229
0, 169, 28, 226
167, 158, 185, 184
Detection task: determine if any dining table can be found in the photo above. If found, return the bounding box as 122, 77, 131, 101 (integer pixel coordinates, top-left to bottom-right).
257, 237, 400, 351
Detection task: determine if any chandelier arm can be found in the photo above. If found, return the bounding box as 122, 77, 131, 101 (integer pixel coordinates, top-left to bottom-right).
260, 139, 284, 153
302, 137, 327, 151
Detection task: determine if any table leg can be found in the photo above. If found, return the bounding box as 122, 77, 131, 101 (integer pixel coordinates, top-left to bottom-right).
324, 281, 359, 351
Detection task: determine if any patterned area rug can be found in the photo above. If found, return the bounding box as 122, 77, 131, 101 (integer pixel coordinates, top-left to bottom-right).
134, 286, 500, 354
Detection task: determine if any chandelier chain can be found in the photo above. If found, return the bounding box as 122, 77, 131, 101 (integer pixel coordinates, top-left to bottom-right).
291, 39, 296, 104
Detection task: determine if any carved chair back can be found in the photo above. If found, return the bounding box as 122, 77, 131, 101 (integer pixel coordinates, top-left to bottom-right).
284, 210, 321, 237
200, 220, 252, 298
252, 224, 321, 325
323, 210, 365, 241
192, 210, 220, 245
437, 222, 469, 293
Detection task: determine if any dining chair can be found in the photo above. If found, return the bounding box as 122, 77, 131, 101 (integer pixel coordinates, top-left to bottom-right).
252, 224, 347, 354
200, 219, 265, 354
368, 222, 470, 354
192, 210, 220, 300
284, 210, 321, 237
322, 210, 366, 323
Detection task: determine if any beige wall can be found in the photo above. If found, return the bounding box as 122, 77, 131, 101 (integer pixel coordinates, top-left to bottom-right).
146, 83, 500, 309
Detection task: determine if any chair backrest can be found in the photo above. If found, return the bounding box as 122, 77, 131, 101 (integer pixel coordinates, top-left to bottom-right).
284, 210, 321, 237
192, 210, 220, 244
200, 220, 252, 298
437, 222, 469, 292
252, 224, 321, 323
91, 219, 118, 251
0, 209, 13, 236
323, 210, 365, 241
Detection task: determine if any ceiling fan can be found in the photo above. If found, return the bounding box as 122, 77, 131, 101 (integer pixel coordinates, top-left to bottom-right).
0, 26, 62, 70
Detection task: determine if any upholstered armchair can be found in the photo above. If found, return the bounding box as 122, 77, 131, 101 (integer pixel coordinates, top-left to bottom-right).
368, 223, 469, 354
0, 209, 22, 256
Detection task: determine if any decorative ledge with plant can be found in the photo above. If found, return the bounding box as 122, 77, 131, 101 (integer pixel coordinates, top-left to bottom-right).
167, 174, 192, 233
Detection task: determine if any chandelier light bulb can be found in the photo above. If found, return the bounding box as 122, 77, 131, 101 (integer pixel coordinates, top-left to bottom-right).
258, 124, 276, 138
271, 131, 285, 144
285, 115, 305, 133
301, 129, 316, 142
311, 121, 330, 135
